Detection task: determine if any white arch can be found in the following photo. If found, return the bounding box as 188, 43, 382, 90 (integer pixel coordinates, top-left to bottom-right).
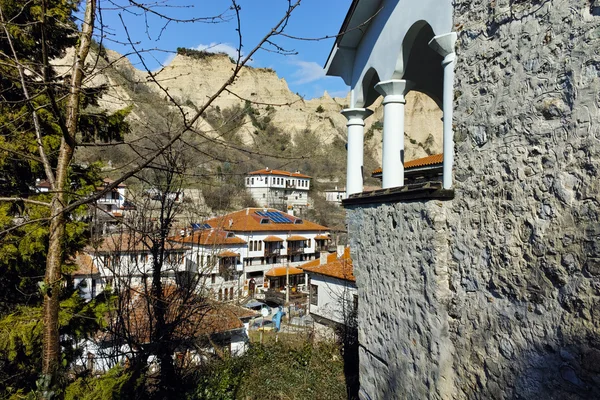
348, 0, 452, 108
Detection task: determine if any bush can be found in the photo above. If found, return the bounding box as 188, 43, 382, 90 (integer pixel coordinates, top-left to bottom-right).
316, 105, 325, 113
191, 339, 347, 400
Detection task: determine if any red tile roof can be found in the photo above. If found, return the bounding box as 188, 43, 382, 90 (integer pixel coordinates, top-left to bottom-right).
203, 208, 329, 233
302, 247, 355, 282
171, 228, 247, 246
265, 266, 304, 277
314, 234, 330, 240
372, 153, 443, 175
110, 285, 258, 344
248, 169, 311, 179
287, 235, 308, 241
71, 252, 99, 275
263, 235, 284, 242
36, 180, 52, 189
218, 251, 240, 258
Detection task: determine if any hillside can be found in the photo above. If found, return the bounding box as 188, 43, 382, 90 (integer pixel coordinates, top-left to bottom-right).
59, 46, 442, 216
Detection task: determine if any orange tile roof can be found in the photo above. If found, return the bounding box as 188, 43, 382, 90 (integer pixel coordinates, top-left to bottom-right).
302, 247, 355, 282
298, 251, 339, 270
265, 266, 304, 277
108, 285, 258, 344
372, 153, 443, 175
263, 235, 284, 242
248, 168, 311, 179
172, 228, 247, 246
71, 252, 99, 275
102, 177, 127, 187
287, 235, 308, 241
314, 234, 330, 240
203, 208, 329, 233
218, 250, 240, 257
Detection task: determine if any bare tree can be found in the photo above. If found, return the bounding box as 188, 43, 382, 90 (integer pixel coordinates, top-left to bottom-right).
0, 0, 349, 395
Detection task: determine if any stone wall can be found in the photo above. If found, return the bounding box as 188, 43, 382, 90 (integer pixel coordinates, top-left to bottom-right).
349, 1, 600, 398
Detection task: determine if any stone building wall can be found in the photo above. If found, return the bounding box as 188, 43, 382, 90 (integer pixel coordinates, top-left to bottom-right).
349, 1, 600, 398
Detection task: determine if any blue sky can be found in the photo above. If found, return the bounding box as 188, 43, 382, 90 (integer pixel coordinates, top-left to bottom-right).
97, 0, 352, 99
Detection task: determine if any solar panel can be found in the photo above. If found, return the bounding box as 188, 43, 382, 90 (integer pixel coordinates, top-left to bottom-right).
255, 211, 292, 223
191, 223, 211, 230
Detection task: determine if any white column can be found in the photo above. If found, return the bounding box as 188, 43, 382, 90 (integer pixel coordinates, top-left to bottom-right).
429, 32, 457, 190
374, 80, 413, 189
341, 108, 373, 196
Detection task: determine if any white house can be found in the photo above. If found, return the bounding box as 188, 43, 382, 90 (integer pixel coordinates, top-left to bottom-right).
324, 187, 347, 204
301, 247, 356, 327
73, 232, 189, 301
72, 289, 257, 373
245, 168, 311, 212
95, 178, 130, 218
195, 207, 331, 301
170, 228, 247, 302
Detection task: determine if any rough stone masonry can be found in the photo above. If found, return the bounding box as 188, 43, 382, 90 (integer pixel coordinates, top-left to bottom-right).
347, 1, 600, 398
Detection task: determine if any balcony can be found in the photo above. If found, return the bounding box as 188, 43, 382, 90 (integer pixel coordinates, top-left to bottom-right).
264, 289, 307, 306
287, 247, 305, 256
97, 197, 121, 205
264, 248, 281, 257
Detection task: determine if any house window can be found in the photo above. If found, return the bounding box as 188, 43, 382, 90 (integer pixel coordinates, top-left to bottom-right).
299, 193, 302, 198
258, 241, 262, 251
218, 289, 222, 301
310, 284, 318, 306
211, 274, 216, 284
353, 294, 358, 312
230, 288, 234, 300
251, 178, 254, 185
266, 177, 269, 185
246, 178, 249, 185
111, 191, 119, 200
263, 193, 266, 198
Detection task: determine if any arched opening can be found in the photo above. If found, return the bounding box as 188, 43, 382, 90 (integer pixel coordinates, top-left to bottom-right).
368, 21, 444, 186
361, 67, 381, 108
400, 22, 444, 107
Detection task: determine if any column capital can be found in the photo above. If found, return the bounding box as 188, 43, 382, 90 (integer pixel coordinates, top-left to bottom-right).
374, 79, 413, 104
341, 108, 373, 127
428, 32, 457, 62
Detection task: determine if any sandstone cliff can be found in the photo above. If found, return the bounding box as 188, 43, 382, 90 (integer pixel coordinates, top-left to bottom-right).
64, 47, 442, 168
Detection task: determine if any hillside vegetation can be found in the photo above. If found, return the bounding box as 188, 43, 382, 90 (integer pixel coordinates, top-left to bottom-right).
68, 45, 441, 225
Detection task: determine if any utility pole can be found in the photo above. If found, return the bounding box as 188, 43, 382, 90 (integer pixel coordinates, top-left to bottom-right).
286, 260, 290, 322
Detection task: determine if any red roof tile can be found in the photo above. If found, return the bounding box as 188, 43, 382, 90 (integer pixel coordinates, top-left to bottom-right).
248, 169, 311, 179
287, 235, 308, 241
71, 252, 99, 275
172, 228, 247, 246
203, 208, 329, 233
265, 266, 304, 277
263, 235, 284, 242
302, 247, 354, 282
372, 153, 443, 175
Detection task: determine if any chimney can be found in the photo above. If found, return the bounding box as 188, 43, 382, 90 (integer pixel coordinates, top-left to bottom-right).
320, 251, 329, 265
287, 207, 294, 217
337, 245, 344, 258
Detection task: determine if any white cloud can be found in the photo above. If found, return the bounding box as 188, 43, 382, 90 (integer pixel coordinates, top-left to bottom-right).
290, 60, 326, 84
195, 42, 242, 60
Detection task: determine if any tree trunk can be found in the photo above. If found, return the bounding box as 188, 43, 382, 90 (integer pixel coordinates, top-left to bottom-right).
40, 0, 96, 394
